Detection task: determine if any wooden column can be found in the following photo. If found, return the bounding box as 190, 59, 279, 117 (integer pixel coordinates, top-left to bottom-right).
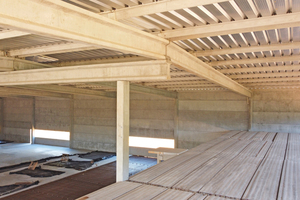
116, 81, 130, 182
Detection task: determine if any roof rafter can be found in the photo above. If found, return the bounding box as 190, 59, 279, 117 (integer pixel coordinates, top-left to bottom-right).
210, 55, 300, 66
218, 65, 300, 73
193, 41, 300, 57
101, 0, 228, 20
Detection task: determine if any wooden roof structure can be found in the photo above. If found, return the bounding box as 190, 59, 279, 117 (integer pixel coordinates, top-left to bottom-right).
1, 0, 299, 99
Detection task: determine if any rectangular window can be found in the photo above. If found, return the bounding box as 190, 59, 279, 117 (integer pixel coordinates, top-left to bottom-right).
33, 129, 70, 141
129, 136, 174, 149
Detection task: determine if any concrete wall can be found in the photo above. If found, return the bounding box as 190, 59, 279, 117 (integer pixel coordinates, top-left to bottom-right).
71, 93, 175, 152
71, 95, 116, 152
130, 93, 175, 139
251, 89, 300, 133
35, 97, 71, 132
3, 88, 299, 151
0, 98, 3, 139
2, 97, 33, 143
177, 91, 249, 149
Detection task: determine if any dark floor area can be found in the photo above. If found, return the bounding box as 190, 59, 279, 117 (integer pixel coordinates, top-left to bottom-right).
1, 156, 156, 200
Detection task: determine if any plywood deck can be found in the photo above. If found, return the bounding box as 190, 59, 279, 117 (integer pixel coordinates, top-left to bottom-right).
80, 131, 299, 200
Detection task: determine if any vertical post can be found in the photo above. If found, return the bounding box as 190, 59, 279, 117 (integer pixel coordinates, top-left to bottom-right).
0, 98, 4, 139
248, 97, 253, 131
174, 98, 179, 148
116, 81, 130, 182
69, 95, 74, 148
30, 97, 35, 144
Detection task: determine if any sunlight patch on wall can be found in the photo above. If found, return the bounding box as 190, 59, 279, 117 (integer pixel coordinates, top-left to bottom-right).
129, 136, 174, 149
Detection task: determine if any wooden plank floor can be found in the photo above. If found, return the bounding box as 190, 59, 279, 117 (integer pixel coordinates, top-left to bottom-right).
80, 131, 299, 200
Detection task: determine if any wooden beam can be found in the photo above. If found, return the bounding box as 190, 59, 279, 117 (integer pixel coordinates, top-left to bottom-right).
0, 60, 170, 85
144, 80, 211, 86
0, 56, 50, 71
12, 85, 116, 98
167, 43, 252, 97
8, 42, 99, 57
52, 56, 151, 67
116, 81, 130, 182
87, 82, 178, 99
0, 0, 168, 59
0, 30, 30, 40
194, 42, 300, 57
0, 87, 72, 98
218, 65, 300, 74
101, 0, 228, 20
210, 55, 300, 66
237, 77, 300, 83
229, 71, 300, 79
157, 83, 216, 88
243, 82, 300, 87
159, 13, 300, 41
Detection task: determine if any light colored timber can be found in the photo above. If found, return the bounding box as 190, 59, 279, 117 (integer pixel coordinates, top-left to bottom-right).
167, 43, 252, 97
51, 56, 151, 67
12, 85, 116, 98
218, 65, 300, 74
229, 71, 300, 79
0, 30, 30, 39
101, 0, 228, 20
116, 81, 130, 182
86, 82, 178, 99
0, 0, 167, 59
210, 55, 300, 66
0, 60, 171, 85
194, 41, 300, 57
237, 77, 300, 83
8, 42, 99, 57
159, 13, 300, 41
156, 83, 216, 88
0, 56, 50, 71
243, 82, 300, 87
0, 87, 72, 98
0, 0, 251, 97
144, 80, 211, 86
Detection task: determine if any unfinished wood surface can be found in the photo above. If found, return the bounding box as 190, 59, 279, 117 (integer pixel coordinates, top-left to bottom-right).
152, 189, 194, 200
278, 160, 300, 200
243, 158, 285, 200
219, 130, 241, 138
262, 132, 277, 141
173, 155, 236, 192
274, 132, 289, 142
251, 131, 269, 141
114, 185, 167, 200
188, 193, 207, 200
238, 140, 271, 158
76, 182, 142, 200
149, 153, 216, 187
200, 156, 262, 199
81, 131, 298, 200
